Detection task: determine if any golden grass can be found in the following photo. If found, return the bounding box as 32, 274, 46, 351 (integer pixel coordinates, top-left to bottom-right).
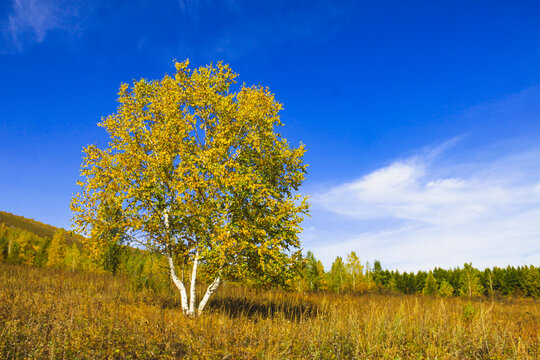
0, 263, 538, 359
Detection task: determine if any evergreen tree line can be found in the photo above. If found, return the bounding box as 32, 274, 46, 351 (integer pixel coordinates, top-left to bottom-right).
1, 223, 538, 297
293, 251, 540, 298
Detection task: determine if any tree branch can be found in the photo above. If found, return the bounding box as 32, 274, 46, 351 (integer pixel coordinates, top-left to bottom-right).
197, 276, 221, 315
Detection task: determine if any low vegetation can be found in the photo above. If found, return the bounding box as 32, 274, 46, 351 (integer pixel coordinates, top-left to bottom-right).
1, 213, 539, 358
1, 262, 538, 359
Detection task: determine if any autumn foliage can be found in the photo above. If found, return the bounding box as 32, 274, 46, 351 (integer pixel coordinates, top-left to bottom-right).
71, 60, 309, 315
1, 263, 538, 359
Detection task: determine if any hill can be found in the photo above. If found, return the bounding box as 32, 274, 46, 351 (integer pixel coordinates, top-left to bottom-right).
0, 211, 82, 244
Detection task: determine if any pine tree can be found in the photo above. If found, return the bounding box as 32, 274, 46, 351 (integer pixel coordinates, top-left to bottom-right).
372, 260, 383, 286
388, 271, 399, 292
520, 265, 540, 298
381, 269, 392, 287
492, 267, 505, 294
502, 266, 519, 295
438, 280, 454, 297
395, 271, 407, 292
415, 271, 428, 293
422, 271, 438, 295
102, 242, 124, 275
304, 251, 324, 291
35, 237, 51, 267
402, 272, 415, 294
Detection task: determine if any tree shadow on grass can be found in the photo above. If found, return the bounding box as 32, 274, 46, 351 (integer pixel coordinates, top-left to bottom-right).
156, 296, 180, 309
206, 296, 320, 321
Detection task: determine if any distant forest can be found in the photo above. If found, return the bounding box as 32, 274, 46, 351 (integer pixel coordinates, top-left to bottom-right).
1, 211, 538, 298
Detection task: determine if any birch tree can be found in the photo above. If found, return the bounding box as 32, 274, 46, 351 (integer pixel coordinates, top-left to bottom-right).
345, 251, 363, 292
71, 60, 309, 316
459, 263, 484, 298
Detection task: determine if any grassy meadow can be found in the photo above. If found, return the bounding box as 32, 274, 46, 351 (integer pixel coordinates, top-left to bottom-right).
0, 262, 538, 359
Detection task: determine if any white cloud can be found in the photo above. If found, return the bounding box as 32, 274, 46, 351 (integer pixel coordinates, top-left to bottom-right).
306, 140, 540, 271
1, 0, 85, 53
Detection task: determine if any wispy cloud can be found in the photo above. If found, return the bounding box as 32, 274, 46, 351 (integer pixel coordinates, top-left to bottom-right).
306, 138, 540, 271
171, 0, 357, 60
1, 0, 86, 53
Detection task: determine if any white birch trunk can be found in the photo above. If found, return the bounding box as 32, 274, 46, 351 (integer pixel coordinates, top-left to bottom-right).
7, 238, 12, 258
167, 254, 189, 314
163, 210, 190, 314
187, 251, 199, 317
197, 276, 221, 316
162, 210, 221, 317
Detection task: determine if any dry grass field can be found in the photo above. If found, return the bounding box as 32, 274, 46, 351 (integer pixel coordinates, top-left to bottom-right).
0, 263, 538, 359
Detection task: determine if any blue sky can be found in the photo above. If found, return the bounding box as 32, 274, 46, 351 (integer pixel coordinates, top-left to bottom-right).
1, 0, 540, 271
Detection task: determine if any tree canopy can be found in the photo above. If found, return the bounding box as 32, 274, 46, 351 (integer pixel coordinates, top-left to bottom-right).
71, 60, 309, 316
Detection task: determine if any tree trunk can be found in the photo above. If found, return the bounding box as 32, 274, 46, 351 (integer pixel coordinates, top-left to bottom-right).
163, 210, 188, 314
187, 251, 199, 317
167, 254, 189, 314
163, 211, 220, 317
198, 276, 221, 316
